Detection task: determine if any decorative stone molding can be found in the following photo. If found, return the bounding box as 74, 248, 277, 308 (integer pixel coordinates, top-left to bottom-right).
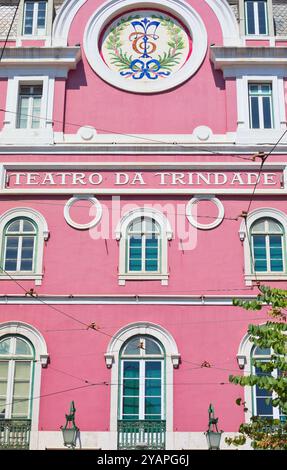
64, 195, 103, 230
186, 195, 224, 230
84, 0, 207, 93
0, 47, 81, 75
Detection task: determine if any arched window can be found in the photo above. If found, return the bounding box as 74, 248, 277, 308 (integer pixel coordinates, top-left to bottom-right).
116, 208, 172, 285
0, 208, 49, 285
3, 218, 37, 273
120, 335, 165, 422
0, 336, 34, 421
239, 208, 287, 286
251, 218, 284, 273
106, 322, 180, 449
127, 217, 160, 274
252, 346, 286, 422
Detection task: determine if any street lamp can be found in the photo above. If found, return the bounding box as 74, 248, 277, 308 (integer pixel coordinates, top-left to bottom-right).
61, 401, 79, 449
205, 403, 223, 450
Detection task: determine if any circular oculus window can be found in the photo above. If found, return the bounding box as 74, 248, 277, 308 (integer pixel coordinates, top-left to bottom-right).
84, 0, 207, 93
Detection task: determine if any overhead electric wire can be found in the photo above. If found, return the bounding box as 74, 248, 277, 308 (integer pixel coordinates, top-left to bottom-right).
0, 105, 281, 161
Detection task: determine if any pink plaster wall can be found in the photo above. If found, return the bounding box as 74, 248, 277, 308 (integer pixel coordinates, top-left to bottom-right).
59, 0, 230, 135
20, 40, 46, 47
245, 40, 270, 47
0, 195, 286, 296
0, 303, 269, 431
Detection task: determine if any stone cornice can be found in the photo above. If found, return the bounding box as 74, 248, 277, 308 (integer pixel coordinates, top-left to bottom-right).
1, 143, 287, 154
0, 46, 81, 74
210, 46, 287, 71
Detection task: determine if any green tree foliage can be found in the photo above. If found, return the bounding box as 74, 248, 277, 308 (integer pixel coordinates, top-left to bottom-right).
225, 286, 287, 449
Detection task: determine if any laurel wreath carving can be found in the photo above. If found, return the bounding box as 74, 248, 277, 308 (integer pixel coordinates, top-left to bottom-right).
105, 14, 185, 73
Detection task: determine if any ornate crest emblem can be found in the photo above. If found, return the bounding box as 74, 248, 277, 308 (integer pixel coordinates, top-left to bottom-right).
100, 10, 192, 82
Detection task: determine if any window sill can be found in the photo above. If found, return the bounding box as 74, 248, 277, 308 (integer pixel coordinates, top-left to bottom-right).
0, 273, 43, 286
245, 273, 287, 286
0, 127, 53, 145
236, 128, 286, 144
118, 274, 169, 286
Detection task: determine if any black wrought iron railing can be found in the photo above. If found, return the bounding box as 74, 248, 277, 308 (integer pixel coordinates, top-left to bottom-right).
118, 420, 166, 450
0, 419, 31, 449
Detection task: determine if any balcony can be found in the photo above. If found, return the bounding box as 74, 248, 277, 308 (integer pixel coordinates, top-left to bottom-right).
118, 420, 166, 450
0, 419, 31, 450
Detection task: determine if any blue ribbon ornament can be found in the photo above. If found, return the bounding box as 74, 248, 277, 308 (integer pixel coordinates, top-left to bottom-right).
120, 59, 170, 80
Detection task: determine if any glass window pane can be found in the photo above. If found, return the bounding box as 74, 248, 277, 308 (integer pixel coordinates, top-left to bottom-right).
145, 361, 161, 378
15, 339, 32, 356
250, 96, 260, 128
270, 236, 283, 271
11, 398, 29, 418
254, 346, 271, 356
18, 97, 29, 128
145, 379, 161, 396
129, 218, 142, 232
4, 260, 17, 271
124, 338, 141, 355
145, 338, 162, 355
0, 381, 8, 395
145, 261, 158, 272
23, 220, 35, 232
0, 339, 12, 356
256, 397, 273, 416
20, 260, 33, 271
145, 397, 161, 415
258, 1, 267, 34
6, 220, 20, 232
123, 362, 139, 379
31, 97, 41, 128
0, 399, 6, 417
145, 218, 158, 232
123, 397, 139, 415
252, 220, 265, 232
0, 362, 9, 378
268, 220, 283, 233
6, 237, 19, 247
13, 382, 30, 396
262, 96, 272, 129
14, 362, 31, 379
123, 379, 139, 397
253, 235, 267, 271
246, 2, 255, 34
37, 2, 47, 28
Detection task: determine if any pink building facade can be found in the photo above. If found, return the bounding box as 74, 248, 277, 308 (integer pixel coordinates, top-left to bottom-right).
0, 0, 286, 449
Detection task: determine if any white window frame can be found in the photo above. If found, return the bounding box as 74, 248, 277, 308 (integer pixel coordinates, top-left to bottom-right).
245, 0, 268, 35
127, 217, 160, 275
17, 84, 43, 129
105, 322, 180, 450
115, 208, 172, 286
252, 348, 283, 420
2, 75, 54, 144
17, 0, 54, 45
239, 208, 287, 286
0, 336, 34, 420
0, 208, 49, 285
22, 1, 48, 36
236, 75, 286, 143
3, 218, 37, 273
120, 337, 164, 421
239, 0, 274, 38
237, 332, 285, 423
251, 218, 285, 274
248, 83, 273, 129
